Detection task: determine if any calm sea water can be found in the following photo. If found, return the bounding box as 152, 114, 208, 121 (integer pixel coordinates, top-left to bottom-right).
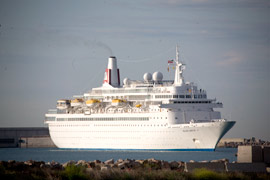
0, 148, 237, 163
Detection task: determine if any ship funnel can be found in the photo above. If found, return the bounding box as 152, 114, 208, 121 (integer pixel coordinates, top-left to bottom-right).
103, 56, 120, 87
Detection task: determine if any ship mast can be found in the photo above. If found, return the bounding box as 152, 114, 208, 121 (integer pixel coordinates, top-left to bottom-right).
174, 45, 185, 86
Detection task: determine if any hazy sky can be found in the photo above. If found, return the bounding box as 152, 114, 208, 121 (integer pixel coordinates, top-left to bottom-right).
0, 0, 269, 140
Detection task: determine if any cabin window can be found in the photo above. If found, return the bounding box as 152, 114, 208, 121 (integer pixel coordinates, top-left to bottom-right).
186, 95, 191, 98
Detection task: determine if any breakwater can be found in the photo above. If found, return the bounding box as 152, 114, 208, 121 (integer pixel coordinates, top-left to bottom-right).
1, 158, 269, 180
0, 127, 54, 148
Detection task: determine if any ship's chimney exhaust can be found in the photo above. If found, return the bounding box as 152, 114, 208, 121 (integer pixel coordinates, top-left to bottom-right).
103, 56, 120, 87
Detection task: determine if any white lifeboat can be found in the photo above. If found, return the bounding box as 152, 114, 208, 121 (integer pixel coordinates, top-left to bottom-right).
111, 99, 126, 106
70, 98, 83, 107
86, 99, 100, 107
56, 99, 70, 110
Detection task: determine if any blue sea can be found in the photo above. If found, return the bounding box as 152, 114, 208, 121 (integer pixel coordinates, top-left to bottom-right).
0, 148, 237, 163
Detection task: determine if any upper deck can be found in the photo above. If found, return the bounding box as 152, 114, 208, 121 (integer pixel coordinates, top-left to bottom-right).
49, 46, 223, 119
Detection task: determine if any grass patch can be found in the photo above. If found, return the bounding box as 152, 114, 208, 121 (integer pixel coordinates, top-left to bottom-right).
192, 168, 227, 180
61, 164, 88, 180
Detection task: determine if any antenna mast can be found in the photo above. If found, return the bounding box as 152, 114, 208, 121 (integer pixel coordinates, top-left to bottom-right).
174, 45, 185, 86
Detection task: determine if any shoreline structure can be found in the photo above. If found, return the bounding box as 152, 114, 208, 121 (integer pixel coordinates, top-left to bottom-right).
0, 157, 269, 179
1, 145, 270, 172
1, 145, 269, 178
1, 157, 268, 172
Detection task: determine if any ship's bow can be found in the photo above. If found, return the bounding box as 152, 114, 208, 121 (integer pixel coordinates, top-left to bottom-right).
215, 120, 236, 147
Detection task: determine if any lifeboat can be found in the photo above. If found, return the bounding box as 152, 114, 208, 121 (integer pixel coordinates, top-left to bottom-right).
135, 104, 142, 108
56, 99, 70, 110
86, 99, 100, 107
112, 99, 126, 106
70, 98, 84, 107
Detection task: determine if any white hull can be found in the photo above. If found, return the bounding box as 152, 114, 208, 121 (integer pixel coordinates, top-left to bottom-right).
46, 116, 235, 151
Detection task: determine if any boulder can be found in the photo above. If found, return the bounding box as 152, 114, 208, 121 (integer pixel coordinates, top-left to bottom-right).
169, 161, 179, 170
88, 161, 96, 168
135, 159, 144, 164
95, 164, 101, 170
210, 158, 229, 163
161, 161, 170, 169
66, 160, 76, 166
40, 163, 48, 168
145, 158, 162, 170
266, 167, 270, 173
51, 161, 62, 170
142, 159, 149, 165
24, 160, 34, 166
62, 162, 68, 168
76, 160, 88, 167
8, 160, 15, 164
116, 159, 124, 164
127, 161, 142, 169
32, 161, 45, 168
94, 160, 101, 164
177, 161, 185, 172
118, 162, 126, 169
101, 166, 108, 171
104, 159, 114, 165
111, 164, 118, 169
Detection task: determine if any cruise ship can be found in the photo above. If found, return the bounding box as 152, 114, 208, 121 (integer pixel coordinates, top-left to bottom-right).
45, 46, 235, 151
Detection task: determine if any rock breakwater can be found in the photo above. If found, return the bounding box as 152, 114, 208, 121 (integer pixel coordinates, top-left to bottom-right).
0, 158, 269, 180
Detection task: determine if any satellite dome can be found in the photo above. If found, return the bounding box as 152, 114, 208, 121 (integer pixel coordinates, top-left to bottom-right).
123, 78, 130, 85
153, 71, 163, 82
143, 73, 152, 82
